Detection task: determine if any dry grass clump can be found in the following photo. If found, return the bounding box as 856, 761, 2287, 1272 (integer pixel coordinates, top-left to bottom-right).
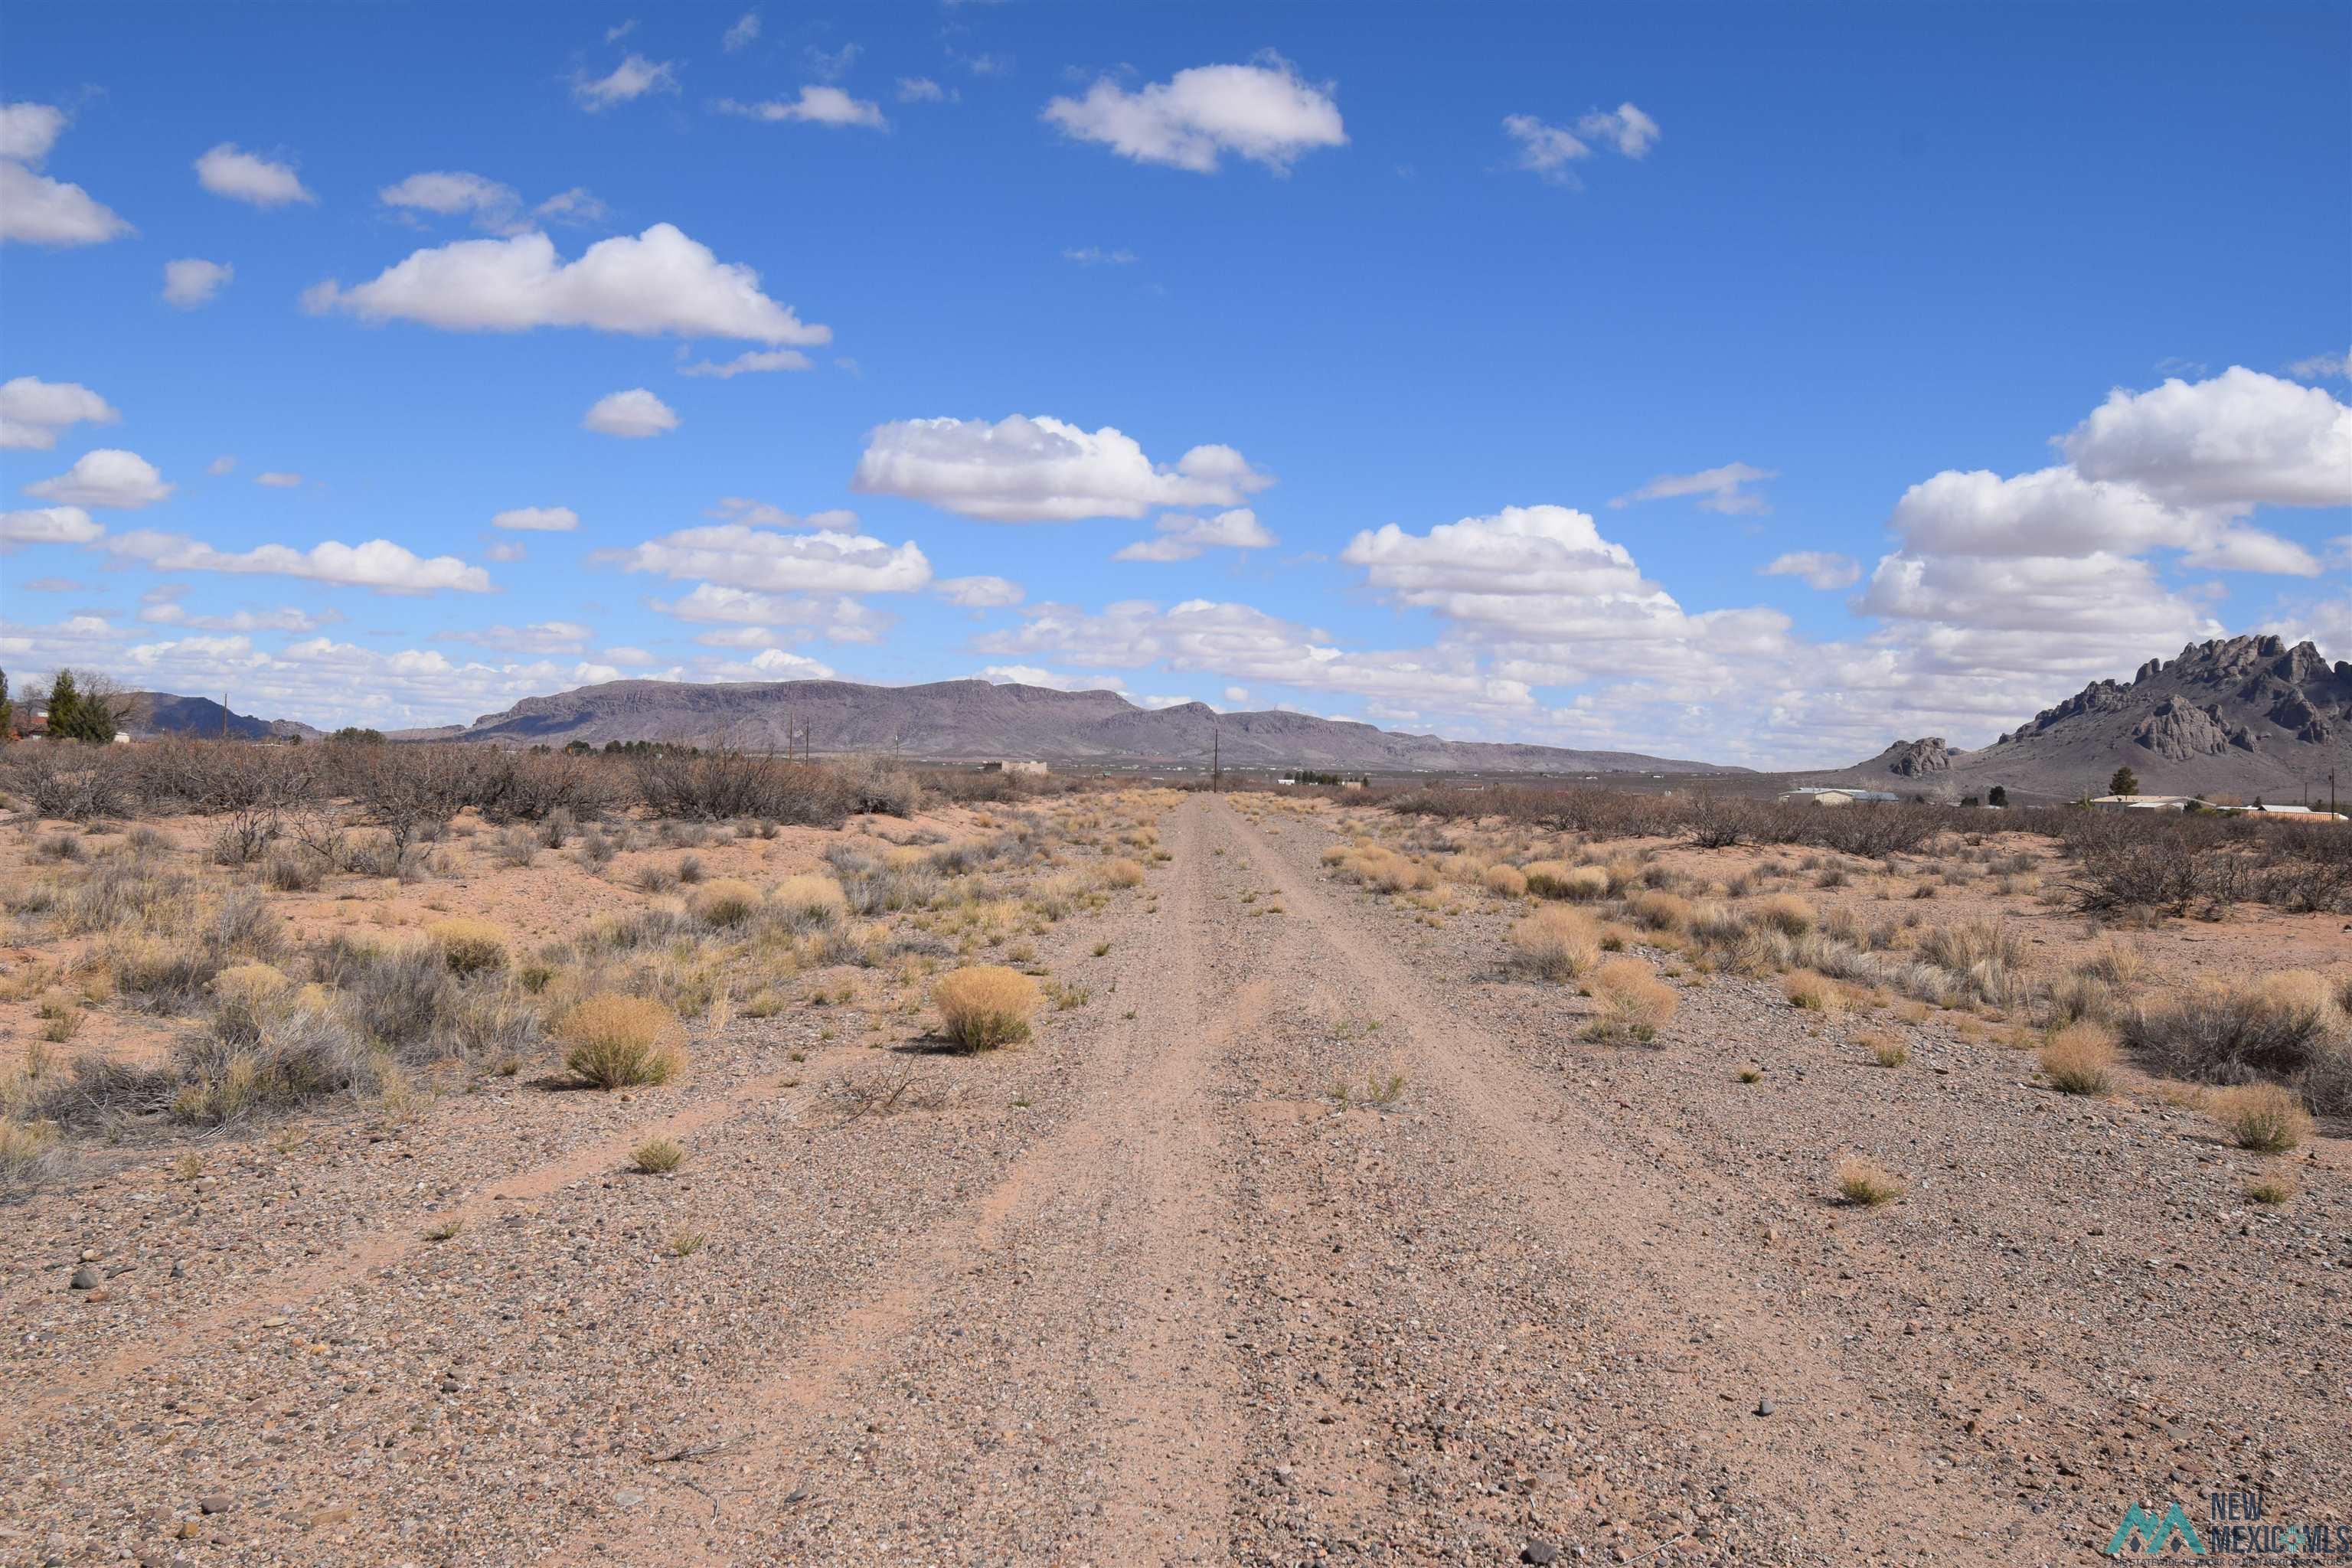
1860, 1033, 1909, 1069
2040, 1021, 2118, 1095
931, 965, 1040, 1052
1583, 957, 1677, 1044
2075, 938, 2145, 987
1782, 970, 1842, 1014
768, 873, 848, 928
2210, 1083, 2312, 1153
1102, 858, 1146, 888
426, 917, 509, 975
1624, 889, 1690, 933
558, 995, 684, 1088
1508, 906, 1601, 983
0, 1117, 68, 1189
1481, 863, 1527, 897
1834, 1156, 1906, 1208
1753, 894, 1815, 936
631, 1135, 685, 1174
690, 877, 763, 928
2245, 1171, 2296, 1206
1525, 861, 1610, 902
1331, 844, 1431, 894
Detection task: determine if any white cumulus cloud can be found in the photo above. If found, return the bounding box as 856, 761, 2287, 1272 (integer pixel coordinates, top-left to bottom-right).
0, 103, 132, 247
935, 574, 1025, 608
2059, 366, 2352, 509
162, 257, 234, 307
0, 376, 121, 451
24, 449, 173, 509
852, 413, 1273, 522
1113, 508, 1277, 561
1044, 58, 1346, 174
194, 142, 314, 207
100, 529, 492, 593
303, 223, 830, 345
0, 505, 103, 551
581, 388, 678, 438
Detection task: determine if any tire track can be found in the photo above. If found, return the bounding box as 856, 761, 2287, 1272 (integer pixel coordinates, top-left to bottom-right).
1215, 799, 2032, 1562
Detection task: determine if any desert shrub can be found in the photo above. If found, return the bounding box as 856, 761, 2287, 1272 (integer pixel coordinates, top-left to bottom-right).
2043, 971, 2112, 1027
34, 833, 84, 863
1102, 858, 1146, 889
632, 747, 854, 825
829, 754, 926, 818
2210, 1083, 2312, 1152
635, 863, 681, 894
1583, 958, 1677, 1043
559, 995, 684, 1088
1915, 918, 2027, 1008
263, 848, 323, 892
1508, 906, 1600, 982
575, 830, 617, 868
1625, 889, 1691, 932
1525, 862, 1609, 901
491, 825, 538, 868
62, 861, 191, 934
442, 988, 542, 1063
5, 746, 126, 821
1834, 1157, 1905, 1208
767, 874, 848, 929
2122, 973, 2350, 1113
690, 878, 762, 928
2040, 1021, 2118, 1094
931, 965, 1039, 1051
171, 997, 372, 1123
676, 854, 705, 884
1481, 863, 1527, 897
1753, 894, 1816, 936
426, 918, 509, 975
343, 944, 459, 1051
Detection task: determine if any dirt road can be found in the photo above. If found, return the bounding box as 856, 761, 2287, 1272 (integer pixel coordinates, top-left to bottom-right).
5, 794, 2344, 1566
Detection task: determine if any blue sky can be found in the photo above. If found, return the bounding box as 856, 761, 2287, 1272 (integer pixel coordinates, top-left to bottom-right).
2, 2, 2347, 765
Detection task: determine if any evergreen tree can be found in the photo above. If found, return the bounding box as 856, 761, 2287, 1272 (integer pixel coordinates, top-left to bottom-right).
45, 668, 119, 743
45, 668, 83, 740
1987, 786, 2008, 808
2108, 765, 2139, 797
0, 668, 11, 740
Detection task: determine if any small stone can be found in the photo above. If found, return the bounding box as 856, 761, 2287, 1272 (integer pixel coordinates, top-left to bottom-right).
1755, 1399, 1775, 1417
1521, 1543, 1560, 1566
614, 1490, 645, 1508
197, 1494, 234, 1515
68, 1266, 99, 1291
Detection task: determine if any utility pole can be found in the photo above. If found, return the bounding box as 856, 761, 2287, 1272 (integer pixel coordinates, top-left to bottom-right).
221, 692, 229, 742
1211, 726, 1221, 794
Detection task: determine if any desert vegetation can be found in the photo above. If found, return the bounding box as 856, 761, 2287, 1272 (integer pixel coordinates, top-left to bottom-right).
0, 739, 1175, 1193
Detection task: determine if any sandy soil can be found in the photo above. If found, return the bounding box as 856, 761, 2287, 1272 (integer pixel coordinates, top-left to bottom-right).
2, 794, 2346, 1566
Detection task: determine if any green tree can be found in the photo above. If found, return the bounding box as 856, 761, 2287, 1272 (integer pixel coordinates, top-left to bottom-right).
0, 668, 11, 740
45, 668, 121, 743
2108, 765, 2139, 797
1987, 786, 2008, 808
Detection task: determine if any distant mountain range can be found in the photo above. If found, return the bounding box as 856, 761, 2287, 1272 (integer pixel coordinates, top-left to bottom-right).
1796, 635, 2352, 802
116, 692, 320, 743
436, 678, 1739, 775
110, 632, 2351, 801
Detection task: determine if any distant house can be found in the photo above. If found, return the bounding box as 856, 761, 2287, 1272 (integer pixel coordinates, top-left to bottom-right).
978, 759, 1048, 777
1780, 786, 1900, 806
2087, 794, 2190, 812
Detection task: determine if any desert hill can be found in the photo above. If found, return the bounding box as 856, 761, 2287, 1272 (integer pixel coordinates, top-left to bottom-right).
446, 677, 1740, 776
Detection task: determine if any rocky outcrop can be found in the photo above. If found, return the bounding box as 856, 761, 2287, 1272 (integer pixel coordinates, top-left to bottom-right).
1880, 737, 1952, 777
2130, 697, 2231, 760
1827, 633, 2352, 802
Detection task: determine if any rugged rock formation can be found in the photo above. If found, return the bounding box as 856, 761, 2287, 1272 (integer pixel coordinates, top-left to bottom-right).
1843, 635, 2352, 802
